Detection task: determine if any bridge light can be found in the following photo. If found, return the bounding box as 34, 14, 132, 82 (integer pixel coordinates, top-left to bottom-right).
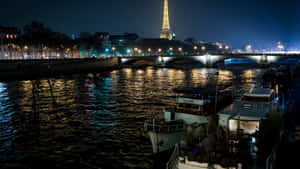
201, 46, 206, 51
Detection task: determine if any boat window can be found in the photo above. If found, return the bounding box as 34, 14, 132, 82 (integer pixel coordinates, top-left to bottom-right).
185, 104, 192, 109
177, 103, 184, 108
242, 96, 271, 102
192, 105, 200, 110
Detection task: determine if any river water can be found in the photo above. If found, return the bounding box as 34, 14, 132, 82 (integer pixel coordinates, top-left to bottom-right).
0, 67, 264, 169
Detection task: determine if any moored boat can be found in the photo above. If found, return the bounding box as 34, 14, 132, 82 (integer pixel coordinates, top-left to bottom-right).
145, 95, 213, 153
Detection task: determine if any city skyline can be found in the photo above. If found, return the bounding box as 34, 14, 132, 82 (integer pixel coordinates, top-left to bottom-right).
0, 0, 298, 49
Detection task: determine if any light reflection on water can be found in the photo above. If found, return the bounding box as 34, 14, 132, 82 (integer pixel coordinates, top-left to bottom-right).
0, 68, 263, 169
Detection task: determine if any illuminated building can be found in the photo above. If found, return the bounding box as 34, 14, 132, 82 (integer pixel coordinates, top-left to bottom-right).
0, 26, 20, 58
160, 0, 173, 40
109, 33, 139, 55
0, 26, 20, 41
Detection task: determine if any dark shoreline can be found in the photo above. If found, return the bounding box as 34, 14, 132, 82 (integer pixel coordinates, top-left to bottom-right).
0, 58, 296, 81
0, 58, 121, 80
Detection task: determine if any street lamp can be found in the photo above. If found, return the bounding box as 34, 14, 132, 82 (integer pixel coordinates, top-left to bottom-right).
201, 46, 206, 51
148, 48, 152, 56
194, 46, 198, 50
246, 45, 252, 53
277, 42, 284, 51
112, 47, 116, 56
158, 48, 162, 53
127, 49, 131, 56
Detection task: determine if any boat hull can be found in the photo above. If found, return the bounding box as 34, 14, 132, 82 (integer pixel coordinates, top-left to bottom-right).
148, 131, 185, 153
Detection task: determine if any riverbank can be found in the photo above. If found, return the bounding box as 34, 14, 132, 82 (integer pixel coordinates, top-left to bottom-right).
0, 58, 120, 80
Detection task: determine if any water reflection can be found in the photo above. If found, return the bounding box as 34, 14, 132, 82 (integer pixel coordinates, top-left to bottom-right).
0, 67, 266, 169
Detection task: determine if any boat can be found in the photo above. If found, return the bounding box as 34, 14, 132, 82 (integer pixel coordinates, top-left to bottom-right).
144, 95, 213, 153
218, 86, 280, 155
219, 86, 279, 135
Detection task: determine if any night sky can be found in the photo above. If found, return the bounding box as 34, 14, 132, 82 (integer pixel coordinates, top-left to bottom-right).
0, 0, 298, 49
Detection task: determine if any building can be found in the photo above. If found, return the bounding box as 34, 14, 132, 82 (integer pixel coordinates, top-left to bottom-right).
109, 33, 139, 56
0, 26, 20, 41
160, 0, 173, 40
132, 38, 193, 55
0, 26, 21, 58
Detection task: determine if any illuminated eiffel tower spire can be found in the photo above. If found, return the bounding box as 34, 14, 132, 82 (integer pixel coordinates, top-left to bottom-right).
160, 0, 173, 40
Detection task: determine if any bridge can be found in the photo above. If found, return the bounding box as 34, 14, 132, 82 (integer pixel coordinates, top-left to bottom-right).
119, 53, 300, 66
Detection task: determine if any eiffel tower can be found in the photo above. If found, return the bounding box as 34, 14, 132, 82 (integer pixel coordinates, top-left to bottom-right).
160, 0, 173, 40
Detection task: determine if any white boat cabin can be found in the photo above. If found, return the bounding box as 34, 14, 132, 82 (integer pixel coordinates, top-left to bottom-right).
218, 88, 279, 134
164, 97, 211, 125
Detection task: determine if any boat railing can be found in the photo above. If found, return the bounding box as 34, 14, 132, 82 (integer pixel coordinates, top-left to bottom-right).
166, 144, 179, 169
144, 119, 186, 133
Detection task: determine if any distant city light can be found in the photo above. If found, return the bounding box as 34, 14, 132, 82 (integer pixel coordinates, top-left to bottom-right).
246, 45, 252, 52
277, 42, 284, 50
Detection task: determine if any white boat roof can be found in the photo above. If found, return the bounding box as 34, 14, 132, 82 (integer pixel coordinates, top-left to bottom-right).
177, 97, 210, 105
219, 100, 277, 121
243, 88, 273, 98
